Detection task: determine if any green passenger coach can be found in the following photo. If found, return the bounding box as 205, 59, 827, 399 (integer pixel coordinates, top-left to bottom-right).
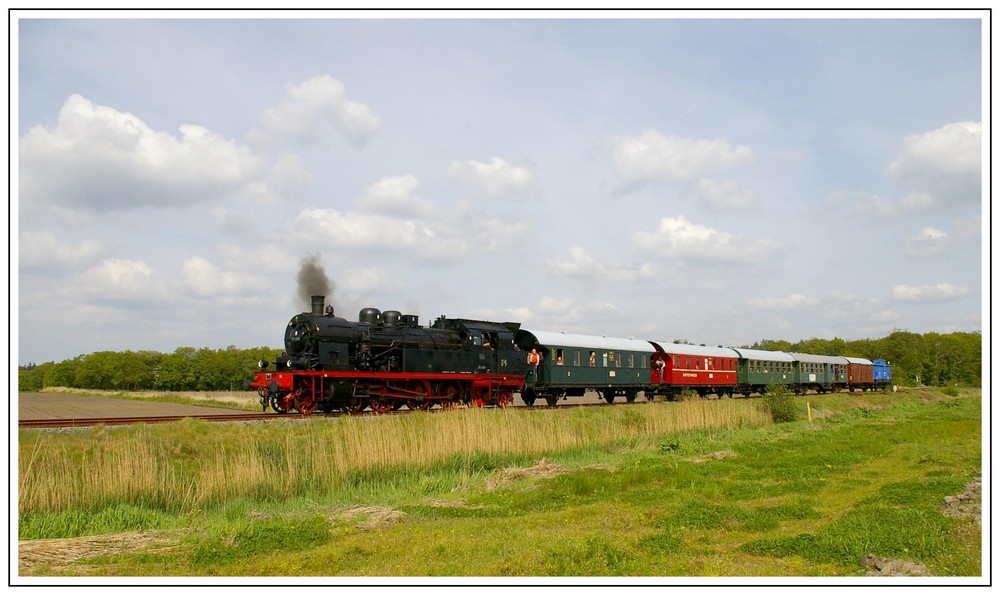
788, 352, 848, 393
514, 329, 655, 406
730, 347, 796, 396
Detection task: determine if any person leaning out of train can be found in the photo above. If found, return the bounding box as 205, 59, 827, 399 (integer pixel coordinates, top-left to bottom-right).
527, 349, 541, 377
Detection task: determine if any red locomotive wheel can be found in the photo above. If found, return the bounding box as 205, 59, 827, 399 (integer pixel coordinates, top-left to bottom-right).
368, 396, 395, 414
345, 397, 368, 414
469, 386, 488, 407
434, 381, 463, 407
405, 380, 434, 410
270, 394, 290, 414
496, 389, 513, 408
294, 393, 318, 415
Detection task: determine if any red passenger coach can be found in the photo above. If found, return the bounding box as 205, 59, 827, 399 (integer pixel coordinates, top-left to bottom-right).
649, 342, 739, 398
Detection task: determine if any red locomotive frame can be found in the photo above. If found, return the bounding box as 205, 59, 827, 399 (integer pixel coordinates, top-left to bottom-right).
250, 369, 526, 414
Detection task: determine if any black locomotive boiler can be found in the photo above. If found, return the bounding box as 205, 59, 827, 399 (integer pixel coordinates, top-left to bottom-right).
250, 296, 530, 414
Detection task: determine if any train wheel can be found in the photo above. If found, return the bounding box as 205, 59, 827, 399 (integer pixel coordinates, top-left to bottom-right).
270, 393, 290, 414
434, 381, 461, 408
407, 398, 432, 411
469, 386, 488, 407
294, 393, 318, 415
369, 396, 395, 414
346, 397, 368, 414
522, 389, 537, 407
405, 380, 434, 410
545, 394, 559, 407
625, 391, 637, 403
603, 389, 616, 404
496, 389, 513, 408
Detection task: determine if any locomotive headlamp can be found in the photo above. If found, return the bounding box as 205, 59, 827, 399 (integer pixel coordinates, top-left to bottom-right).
258, 359, 269, 370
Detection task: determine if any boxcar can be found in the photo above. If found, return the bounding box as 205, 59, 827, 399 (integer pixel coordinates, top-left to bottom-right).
649, 342, 739, 398
731, 348, 796, 396
844, 356, 875, 391
514, 329, 655, 406
788, 353, 848, 393
872, 358, 892, 389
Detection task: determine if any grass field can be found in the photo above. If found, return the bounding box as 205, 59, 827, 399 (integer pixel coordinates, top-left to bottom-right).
16, 388, 983, 582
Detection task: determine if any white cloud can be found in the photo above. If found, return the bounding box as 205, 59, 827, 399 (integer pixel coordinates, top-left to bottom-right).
181, 256, 266, 297
212, 207, 258, 234
904, 227, 959, 258
828, 122, 982, 221
749, 293, 820, 310
19, 231, 104, 271
886, 121, 981, 203
891, 283, 969, 302
546, 246, 655, 283
215, 243, 298, 276
613, 129, 754, 187
448, 157, 536, 199
697, 178, 755, 210
826, 190, 935, 220
248, 74, 381, 149
291, 208, 468, 262
464, 215, 532, 251
537, 296, 575, 314
353, 175, 431, 217
240, 154, 311, 205
20, 94, 270, 212
338, 268, 402, 295
505, 307, 535, 322
631, 215, 782, 265
77, 258, 165, 301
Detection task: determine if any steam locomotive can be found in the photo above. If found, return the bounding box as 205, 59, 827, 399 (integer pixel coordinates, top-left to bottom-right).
249, 296, 529, 414
248, 296, 892, 414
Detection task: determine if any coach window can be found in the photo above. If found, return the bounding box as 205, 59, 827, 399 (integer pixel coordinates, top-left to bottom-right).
589, 351, 597, 367
628, 354, 635, 368
573, 350, 581, 366
555, 349, 565, 365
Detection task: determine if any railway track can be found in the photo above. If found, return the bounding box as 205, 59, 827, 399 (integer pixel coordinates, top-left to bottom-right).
17, 399, 638, 429
18, 412, 300, 429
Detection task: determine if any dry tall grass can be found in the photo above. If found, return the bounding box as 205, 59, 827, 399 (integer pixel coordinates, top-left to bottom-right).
19, 400, 769, 514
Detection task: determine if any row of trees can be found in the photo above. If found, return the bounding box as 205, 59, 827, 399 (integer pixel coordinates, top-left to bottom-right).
18, 329, 981, 393
18, 345, 283, 393
747, 330, 982, 388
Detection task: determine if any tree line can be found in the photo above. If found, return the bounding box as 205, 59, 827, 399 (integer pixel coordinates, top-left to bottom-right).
747, 329, 981, 388
18, 345, 283, 393
18, 329, 981, 393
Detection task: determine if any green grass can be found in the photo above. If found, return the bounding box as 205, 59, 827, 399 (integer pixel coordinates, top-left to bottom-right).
17, 389, 982, 578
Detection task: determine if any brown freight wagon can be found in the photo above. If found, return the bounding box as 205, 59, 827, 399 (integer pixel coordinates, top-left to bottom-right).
844, 356, 875, 391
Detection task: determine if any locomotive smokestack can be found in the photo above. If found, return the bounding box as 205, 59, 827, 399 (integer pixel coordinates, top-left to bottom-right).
311, 295, 325, 316
296, 253, 334, 311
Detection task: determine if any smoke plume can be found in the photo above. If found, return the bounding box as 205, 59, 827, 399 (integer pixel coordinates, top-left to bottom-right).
296, 254, 334, 309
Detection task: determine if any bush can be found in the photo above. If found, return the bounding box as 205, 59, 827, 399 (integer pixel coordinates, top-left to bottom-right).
940, 386, 960, 397
763, 383, 799, 423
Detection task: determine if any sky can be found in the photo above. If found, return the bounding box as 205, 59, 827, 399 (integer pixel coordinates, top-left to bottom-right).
13, 11, 987, 365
